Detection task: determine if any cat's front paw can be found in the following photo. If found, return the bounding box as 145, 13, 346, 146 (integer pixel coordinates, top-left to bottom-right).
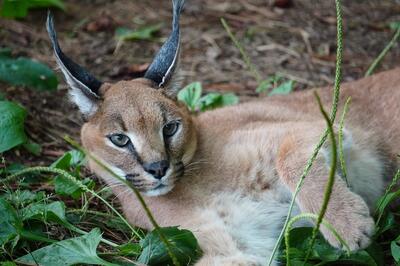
320, 193, 375, 251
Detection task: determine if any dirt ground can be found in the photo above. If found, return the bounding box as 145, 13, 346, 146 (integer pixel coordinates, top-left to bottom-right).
1, 0, 399, 165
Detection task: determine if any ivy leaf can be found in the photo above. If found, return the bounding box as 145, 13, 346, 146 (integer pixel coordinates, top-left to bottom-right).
17, 228, 117, 266
0, 56, 58, 91
20, 201, 68, 224
138, 226, 202, 266
177, 82, 202, 112
0, 101, 27, 153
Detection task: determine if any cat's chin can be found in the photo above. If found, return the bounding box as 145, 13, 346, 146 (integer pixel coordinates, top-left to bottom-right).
142, 184, 174, 197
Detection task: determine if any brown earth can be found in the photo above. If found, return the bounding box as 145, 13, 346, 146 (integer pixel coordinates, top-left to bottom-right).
0, 0, 399, 165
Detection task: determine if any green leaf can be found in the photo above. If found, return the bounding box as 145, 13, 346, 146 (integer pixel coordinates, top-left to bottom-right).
138, 226, 202, 266
392, 238, 400, 262
268, 80, 294, 96
115, 23, 162, 41
0, 101, 27, 153
376, 190, 400, 219
20, 201, 76, 232
220, 93, 239, 106
54, 176, 94, 199
199, 92, 239, 112
51, 150, 85, 170
0, 198, 22, 246
2, 189, 44, 207
0, 0, 65, 18
338, 250, 378, 266
17, 228, 116, 266
376, 211, 396, 235
117, 242, 141, 256
29, 0, 65, 10
177, 82, 202, 112
0, 0, 29, 18
1, 262, 17, 266
23, 140, 42, 155
0, 56, 58, 91
198, 92, 222, 111
389, 21, 400, 31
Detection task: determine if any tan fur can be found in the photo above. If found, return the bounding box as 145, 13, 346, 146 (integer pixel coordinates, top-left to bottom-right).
79, 68, 400, 265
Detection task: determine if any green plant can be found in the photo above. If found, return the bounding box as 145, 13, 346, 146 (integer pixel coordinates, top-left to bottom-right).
256, 74, 295, 96
0, 0, 65, 19
0, 49, 58, 154
221, 18, 295, 96
0, 51, 58, 91
268, 0, 344, 263
365, 22, 400, 77
0, 101, 27, 153
177, 82, 239, 112
1, 144, 202, 265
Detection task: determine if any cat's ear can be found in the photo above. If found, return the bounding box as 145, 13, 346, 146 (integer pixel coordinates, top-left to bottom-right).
144, 0, 185, 98
46, 12, 103, 116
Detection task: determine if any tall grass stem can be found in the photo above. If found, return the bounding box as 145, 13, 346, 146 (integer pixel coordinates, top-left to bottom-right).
267, 0, 343, 264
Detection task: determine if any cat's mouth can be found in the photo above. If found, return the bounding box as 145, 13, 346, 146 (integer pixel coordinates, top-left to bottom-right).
144, 183, 174, 196
127, 162, 184, 197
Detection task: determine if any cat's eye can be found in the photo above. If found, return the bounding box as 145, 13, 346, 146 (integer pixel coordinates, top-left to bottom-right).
163, 121, 180, 138
109, 134, 130, 147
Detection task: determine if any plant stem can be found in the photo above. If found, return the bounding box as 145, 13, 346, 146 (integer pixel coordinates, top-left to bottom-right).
64, 136, 181, 266
365, 26, 400, 77
303, 92, 338, 264
20, 229, 56, 244
338, 97, 351, 187
221, 18, 262, 83
267, 0, 343, 264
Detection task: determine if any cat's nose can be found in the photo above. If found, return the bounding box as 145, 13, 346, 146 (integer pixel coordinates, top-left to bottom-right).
143, 160, 169, 179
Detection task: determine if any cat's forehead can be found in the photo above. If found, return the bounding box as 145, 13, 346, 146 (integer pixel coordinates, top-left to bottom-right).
95, 79, 175, 132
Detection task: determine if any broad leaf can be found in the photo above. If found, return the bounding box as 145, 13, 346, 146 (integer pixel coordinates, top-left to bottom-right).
115, 24, 162, 41
0, 101, 27, 153
392, 237, 400, 263
0, 0, 65, 18
0, 198, 22, 245
21, 201, 68, 225
54, 176, 93, 199
199, 92, 239, 112
17, 228, 116, 266
51, 150, 85, 170
2, 190, 45, 207
177, 82, 202, 112
138, 226, 202, 266
0, 56, 58, 91
23, 139, 42, 155
118, 242, 141, 256
29, 0, 65, 10
268, 80, 294, 96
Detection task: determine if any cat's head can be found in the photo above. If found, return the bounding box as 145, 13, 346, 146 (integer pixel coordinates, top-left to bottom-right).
46, 0, 197, 196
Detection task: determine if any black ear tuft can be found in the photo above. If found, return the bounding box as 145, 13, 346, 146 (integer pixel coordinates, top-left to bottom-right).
144, 0, 185, 89
46, 11, 102, 99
